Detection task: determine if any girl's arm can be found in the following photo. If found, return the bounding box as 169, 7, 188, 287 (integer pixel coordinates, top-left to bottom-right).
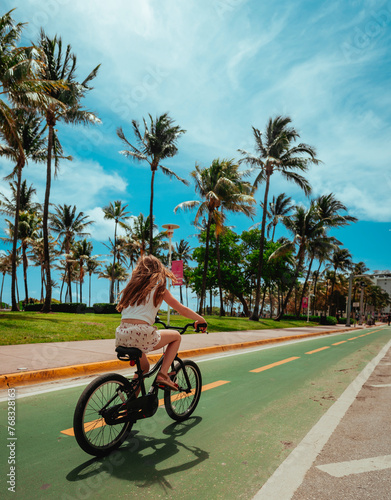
163, 289, 207, 328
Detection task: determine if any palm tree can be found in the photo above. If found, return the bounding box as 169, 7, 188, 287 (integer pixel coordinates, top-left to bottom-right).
272, 203, 329, 319
99, 262, 129, 302
29, 233, 58, 302
175, 159, 255, 314
0, 110, 46, 310
266, 193, 293, 241
37, 30, 100, 312
315, 193, 357, 228
0, 251, 13, 306
0, 179, 41, 215
85, 257, 102, 307
117, 113, 187, 253
102, 201, 131, 303
128, 213, 154, 257
172, 239, 192, 303
239, 116, 320, 321
50, 204, 93, 302
71, 239, 93, 304
3, 211, 41, 304
329, 248, 353, 316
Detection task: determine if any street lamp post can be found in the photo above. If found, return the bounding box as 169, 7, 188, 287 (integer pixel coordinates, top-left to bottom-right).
162, 224, 180, 326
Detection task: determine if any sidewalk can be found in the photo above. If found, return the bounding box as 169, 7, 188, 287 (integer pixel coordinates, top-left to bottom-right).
0, 323, 363, 388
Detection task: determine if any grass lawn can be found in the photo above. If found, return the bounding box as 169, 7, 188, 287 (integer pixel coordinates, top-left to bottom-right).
0, 311, 318, 346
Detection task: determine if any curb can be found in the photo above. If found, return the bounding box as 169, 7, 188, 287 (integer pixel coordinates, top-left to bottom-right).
0, 326, 363, 389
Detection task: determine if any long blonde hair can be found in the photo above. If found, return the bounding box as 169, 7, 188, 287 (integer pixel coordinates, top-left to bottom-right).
116, 255, 176, 312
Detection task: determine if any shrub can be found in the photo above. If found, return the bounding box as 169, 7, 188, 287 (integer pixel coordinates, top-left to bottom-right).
325, 315, 337, 325
93, 303, 120, 314
24, 302, 87, 313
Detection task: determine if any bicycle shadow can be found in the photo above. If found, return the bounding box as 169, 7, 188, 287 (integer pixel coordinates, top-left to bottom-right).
67, 417, 209, 493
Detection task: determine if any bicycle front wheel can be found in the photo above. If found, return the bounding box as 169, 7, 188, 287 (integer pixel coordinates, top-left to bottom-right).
73, 373, 134, 457
164, 360, 202, 421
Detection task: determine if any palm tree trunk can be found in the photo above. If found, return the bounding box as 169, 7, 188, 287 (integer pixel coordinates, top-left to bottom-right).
149, 168, 156, 255
297, 256, 314, 317
250, 172, 271, 321
89, 272, 92, 307
198, 214, 212, 315
259, 285, 267, 316
1, 273, 5, 306
79, 260, 83, 304
15, 273, 20, 304
271, 223, 276, 242
60, 274, 65, 303
110, 221, 118, 303
277, 248, 305, 320
42, 122, 54, 313
11, 161, 24, 311
216, 234, 225, 316
22, 242, 29, 304
329, 270, 337, 316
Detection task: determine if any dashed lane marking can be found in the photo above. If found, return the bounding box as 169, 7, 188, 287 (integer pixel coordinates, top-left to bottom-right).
370, 383, 391, 388
332, 341, 347, 346
316, 455, 391, 477
250, 357, 300, 373
61, 380, 230, 437
305, 346, 330, 355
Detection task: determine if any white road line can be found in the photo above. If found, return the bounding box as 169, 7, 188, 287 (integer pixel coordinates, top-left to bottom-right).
369, 383, 391, 388
252, 339, 391, 500
316, 455, 391, 477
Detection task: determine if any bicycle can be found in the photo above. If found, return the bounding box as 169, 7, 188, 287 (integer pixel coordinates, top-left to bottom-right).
73, 318, 207, 457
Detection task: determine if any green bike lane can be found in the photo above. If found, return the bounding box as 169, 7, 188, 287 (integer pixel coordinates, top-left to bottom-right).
1, 326, 390, 500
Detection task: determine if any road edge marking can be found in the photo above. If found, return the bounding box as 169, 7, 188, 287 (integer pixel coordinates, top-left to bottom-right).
252, 338, 391, 500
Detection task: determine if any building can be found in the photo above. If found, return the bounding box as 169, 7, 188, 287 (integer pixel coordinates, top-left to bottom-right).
372, 271, 391, 314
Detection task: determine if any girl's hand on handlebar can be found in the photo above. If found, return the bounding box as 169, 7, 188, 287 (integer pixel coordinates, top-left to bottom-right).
194, 320, 208, 333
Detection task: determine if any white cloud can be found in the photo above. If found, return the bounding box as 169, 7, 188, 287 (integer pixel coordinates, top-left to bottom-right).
88, 206, 131, 242
24, 158, 128, 211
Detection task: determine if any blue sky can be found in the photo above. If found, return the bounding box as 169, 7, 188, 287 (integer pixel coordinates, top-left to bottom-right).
1, 0, 391, 307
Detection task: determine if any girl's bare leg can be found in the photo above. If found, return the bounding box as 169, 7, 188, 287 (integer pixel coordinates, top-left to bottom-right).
133, 353, 150, 396
152, 329, 181, 376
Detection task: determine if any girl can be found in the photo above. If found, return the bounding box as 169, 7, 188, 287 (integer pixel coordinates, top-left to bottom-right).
116, 255, 207, 391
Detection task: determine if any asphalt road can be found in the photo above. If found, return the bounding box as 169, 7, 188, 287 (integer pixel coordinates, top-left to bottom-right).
1, 327, 390, 499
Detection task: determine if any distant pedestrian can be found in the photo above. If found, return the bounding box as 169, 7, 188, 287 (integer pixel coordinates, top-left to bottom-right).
388, 314, 391, 326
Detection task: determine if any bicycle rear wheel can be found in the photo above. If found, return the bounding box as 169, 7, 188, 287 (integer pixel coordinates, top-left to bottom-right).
164, 360, 202, 421
73, 373, 134, 457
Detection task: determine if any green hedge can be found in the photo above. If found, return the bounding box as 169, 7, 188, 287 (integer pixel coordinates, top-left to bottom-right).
281, 314, 338, 325
92, 303, 120, 314
24, 302, 87, 313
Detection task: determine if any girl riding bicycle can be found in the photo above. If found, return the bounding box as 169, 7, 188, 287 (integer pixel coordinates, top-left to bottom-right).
116, 255, 207, 391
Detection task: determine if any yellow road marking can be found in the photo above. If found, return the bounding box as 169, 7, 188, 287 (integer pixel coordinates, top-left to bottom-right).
250, 357, 300, 373
332, 341, 347, 345
61, 380, 230, 437
305, 346, 330, 355
348, 337, 359, 340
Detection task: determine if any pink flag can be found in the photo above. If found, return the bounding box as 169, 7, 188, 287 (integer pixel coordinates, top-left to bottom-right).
302, 297, 308, 309
171, 260, 183, 286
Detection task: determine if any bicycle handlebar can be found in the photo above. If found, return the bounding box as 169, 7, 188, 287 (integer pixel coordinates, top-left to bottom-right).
154, 317, 208, 334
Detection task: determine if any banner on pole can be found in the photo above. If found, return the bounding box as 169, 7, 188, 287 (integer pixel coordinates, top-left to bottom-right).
302, 297, 308, 309
172, 260, 183, 286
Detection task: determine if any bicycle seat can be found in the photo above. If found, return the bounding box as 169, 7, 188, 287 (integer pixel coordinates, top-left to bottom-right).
115, 346, 143, 361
